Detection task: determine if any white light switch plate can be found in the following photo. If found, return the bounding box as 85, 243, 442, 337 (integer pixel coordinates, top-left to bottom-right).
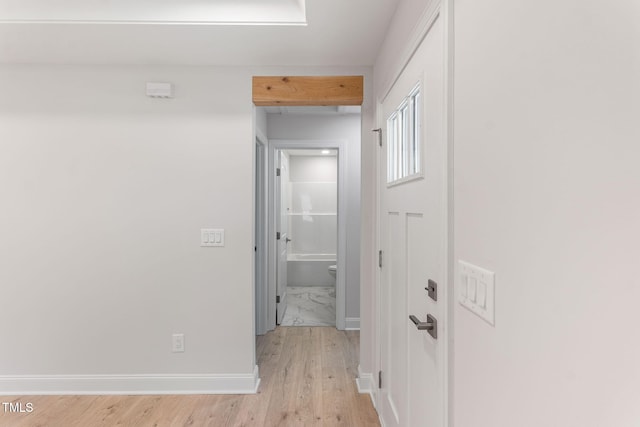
201, 229, 224, 247
458, 260, 495, 325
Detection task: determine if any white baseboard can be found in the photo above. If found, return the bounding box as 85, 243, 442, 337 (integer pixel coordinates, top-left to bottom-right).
345, 317, 360, 330
356, 365, 375, 401
0, 365, 260, 396
357, 366, 383, 426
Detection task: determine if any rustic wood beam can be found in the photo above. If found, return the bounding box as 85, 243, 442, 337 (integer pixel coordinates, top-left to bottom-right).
252, 76, 363, 106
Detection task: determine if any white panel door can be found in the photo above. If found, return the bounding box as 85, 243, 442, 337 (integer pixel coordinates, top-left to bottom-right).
379, 13, 446, 427
276, 150, 290, 325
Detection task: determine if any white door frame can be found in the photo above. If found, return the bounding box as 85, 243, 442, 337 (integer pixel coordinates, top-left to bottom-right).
267, 139, 348, 331
254, 129, 269, 336
373, 0, 453, 423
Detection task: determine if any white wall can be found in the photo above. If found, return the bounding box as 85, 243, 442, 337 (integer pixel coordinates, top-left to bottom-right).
453, 1, 640, 425
373, 0, 437, 95
289, 155, 338, 183
0, 63, 373, 393
267, 114, 362, 321
0, 65, 255, 385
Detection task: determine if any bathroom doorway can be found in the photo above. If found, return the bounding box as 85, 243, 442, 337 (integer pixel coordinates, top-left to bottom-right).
278, 148, 338, 327
269, 138, 347, 330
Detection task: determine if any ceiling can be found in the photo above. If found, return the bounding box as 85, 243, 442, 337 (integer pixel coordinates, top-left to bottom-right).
0, 0, 308, 25
0, 0, 399, 66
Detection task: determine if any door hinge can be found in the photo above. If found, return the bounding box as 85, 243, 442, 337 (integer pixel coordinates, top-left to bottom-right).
276, 295, 281, 304
276, 168, 281, 177
378, 250, 383, 268
372, 128, 382, 147
276, 232, 281, 240
378, 370, 382, 388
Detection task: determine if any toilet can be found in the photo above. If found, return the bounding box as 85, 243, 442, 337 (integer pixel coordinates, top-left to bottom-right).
328, 264, 337, 279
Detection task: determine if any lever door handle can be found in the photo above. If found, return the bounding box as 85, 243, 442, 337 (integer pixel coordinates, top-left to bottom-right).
409, 315, 433, 330
285, 237, 292, 243
409, 314, 438, 339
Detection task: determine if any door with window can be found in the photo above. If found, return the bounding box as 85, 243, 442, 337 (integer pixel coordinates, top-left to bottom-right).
378, 12, 446, 427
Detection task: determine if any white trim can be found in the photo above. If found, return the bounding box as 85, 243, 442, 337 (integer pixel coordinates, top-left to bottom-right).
443, 1, 455, 426
345, 317, 360, 330
357, 366, 385, 427
254, 109, 269, 337
256, 128, 268, 148
356, 365, 375, 398
267, 139, 348, 331
254, 134, 269, 336
267, 145, 278, 329
0, 366, 260, 396
386, 174, 424, 188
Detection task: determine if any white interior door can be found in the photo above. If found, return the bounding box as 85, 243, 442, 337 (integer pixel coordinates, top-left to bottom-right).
276, 150, 290, 324
378, 13, 446, 427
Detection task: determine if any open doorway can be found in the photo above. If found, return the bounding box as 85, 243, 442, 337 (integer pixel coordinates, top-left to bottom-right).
277, 147, 338, 327
254, 105, 361, 334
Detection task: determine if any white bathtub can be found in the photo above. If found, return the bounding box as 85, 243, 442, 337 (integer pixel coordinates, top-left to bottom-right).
287, 253, 336, 287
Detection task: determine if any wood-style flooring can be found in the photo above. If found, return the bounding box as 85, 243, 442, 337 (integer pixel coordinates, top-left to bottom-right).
0, 327, 380, 427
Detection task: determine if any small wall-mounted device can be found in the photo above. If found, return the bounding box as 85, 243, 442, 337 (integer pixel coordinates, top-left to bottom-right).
146, 82, 174, 98
201, 229, 225, 247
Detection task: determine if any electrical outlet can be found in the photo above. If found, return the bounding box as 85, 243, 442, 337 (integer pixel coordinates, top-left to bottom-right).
172, 334, 185, 353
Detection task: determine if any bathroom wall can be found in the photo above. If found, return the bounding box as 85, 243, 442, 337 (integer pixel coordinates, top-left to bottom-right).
286, 154, 337, 287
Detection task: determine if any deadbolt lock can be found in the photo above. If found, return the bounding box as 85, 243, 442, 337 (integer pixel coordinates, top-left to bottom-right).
426, 279, 437, 301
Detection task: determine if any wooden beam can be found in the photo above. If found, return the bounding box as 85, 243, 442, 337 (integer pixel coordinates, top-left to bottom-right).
252, 76, 363, 106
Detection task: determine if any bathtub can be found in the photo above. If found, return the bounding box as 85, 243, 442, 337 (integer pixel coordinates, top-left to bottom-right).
287, 254, 336, 287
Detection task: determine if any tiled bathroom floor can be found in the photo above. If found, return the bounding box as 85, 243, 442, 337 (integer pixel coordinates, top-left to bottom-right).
281, 286, 336, 327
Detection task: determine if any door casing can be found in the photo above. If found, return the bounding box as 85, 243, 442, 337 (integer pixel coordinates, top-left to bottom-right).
254, 130, 269, 336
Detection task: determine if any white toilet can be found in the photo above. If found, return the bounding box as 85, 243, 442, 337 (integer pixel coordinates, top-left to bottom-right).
328, 264, 337, 279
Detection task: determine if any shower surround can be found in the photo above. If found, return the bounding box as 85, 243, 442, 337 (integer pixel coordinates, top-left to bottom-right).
286, 154, 337, 287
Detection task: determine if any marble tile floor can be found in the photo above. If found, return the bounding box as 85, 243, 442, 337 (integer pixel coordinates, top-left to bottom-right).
281, 286, 336, 327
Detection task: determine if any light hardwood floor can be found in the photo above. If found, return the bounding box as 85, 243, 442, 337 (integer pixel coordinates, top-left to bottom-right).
0, 327, 380, 427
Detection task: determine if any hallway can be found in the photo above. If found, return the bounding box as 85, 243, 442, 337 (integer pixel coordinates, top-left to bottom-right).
0, 327, 379, 426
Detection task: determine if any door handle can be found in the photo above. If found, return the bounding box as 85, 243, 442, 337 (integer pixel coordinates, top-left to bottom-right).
285, 237, 292, 243
409, 314, 438, 339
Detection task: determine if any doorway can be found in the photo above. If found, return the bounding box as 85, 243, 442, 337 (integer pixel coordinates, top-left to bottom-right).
253, 92, 362, 335
277, 148, 338, 327
267, 136, 350, 331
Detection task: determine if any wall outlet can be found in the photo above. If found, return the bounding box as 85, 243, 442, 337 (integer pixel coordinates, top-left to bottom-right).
172, 333, 185, 353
